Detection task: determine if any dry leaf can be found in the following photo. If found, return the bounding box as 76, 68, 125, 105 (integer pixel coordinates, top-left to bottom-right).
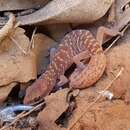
95, 27, 130, 100
16, 0, 114, 25
71, 100, 130, 130
94, 101, 130, 130
114, 0, 130, 31
37, 88, 69, 130
37, 84, 130, 130
105, 44, 130, 98
0, 27, 37, 86
32, 33, 58, 75
37, 28, 130, 129
115, 0, 130, 21
44, 23, 72, 41
0, 0, 49, 11
60, 87, 99, 130
37, 87, 98, 130
0, 82, 17, 103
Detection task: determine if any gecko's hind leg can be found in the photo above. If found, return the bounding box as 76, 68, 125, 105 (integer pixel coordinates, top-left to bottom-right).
73, 50, 90, 70
57, 75, 69, 87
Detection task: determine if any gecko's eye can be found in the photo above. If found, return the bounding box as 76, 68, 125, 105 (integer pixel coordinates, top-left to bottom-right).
121, 1, 130, 12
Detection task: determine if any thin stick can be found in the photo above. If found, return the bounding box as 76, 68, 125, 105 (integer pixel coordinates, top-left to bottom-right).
69, 67, 124, 130
104, 23, 130, 53
18, 102, 45, 118
30, 27, 37, 49
14, 21, 21, 29
10, 36, 27, 55
0, 102, 45, 130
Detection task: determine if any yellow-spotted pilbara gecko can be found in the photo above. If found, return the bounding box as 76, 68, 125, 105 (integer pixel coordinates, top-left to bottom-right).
69, 52, 106, 89
24, 27, 120, 104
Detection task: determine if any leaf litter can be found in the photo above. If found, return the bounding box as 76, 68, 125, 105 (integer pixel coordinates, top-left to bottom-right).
1, 0, 130, 130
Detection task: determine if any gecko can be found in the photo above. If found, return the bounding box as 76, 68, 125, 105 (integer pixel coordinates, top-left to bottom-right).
69, 50, 106, 89
24, 0, 130, 104
23, 26, 120, 104
69, 0, 130, 91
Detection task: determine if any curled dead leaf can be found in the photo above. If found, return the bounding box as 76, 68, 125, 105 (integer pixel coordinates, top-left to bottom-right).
95, 27, 130, 101
0, 16, 37, 86
16, 0, 114, 25
0, 83, 17, 104
0, 0, 50, 11
32, 33, 58, 75
37, 89, 69, 130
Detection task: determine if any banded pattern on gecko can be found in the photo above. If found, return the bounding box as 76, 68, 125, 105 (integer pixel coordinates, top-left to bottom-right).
24, 27, 119, 104
69, 52, 106, 88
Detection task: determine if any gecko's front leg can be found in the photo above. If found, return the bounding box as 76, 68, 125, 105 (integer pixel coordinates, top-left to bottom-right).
96, 26, 123, 45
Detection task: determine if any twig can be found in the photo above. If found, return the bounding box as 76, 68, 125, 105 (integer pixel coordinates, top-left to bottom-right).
30, 27, 37, 49
10, 36, 27, 55
104, 23, 130, 53
69, 67, 124, 130
14, 21, 21, 29
18, 102, 45, 118
0, 102, 45, 130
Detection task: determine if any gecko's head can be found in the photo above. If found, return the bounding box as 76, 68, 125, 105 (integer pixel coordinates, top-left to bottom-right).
23, 79, 49, 104
23, 86, 42, 105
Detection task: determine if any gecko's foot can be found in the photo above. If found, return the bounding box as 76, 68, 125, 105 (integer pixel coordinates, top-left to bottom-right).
77, 62, 86, 71
57, 75, 69, 87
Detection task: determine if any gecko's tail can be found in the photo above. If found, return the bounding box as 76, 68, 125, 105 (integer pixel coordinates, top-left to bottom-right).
70, 52, 106, 89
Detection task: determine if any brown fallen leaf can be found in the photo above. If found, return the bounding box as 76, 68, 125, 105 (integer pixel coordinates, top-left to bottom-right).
37, 26, 130, 130
0, 24, 37, 86
16, 0, 114, 25
0, 0, 49, 11
74, 0, 130, 39
115, 0, 130, 21
44, 23, 72, 42
63, 88, 98, 130
32, 33, 58, 75
108, 0, 116, 23
0, 13, 15, 44
113, 0, 130, 31
37, 88, 69, 130
72, 100, 130, 130
0, 82, 17, 104
37, 70, 124, 130
95, 27, 130, 101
